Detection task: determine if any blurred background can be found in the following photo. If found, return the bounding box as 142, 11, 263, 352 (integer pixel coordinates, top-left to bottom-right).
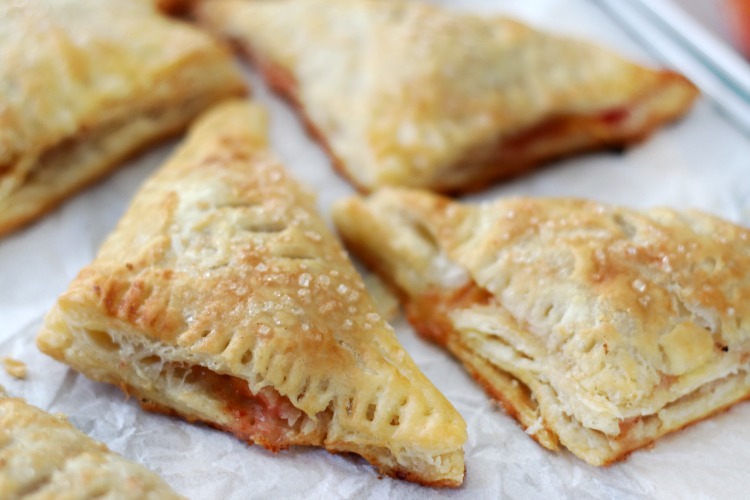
675, 0, 750, 57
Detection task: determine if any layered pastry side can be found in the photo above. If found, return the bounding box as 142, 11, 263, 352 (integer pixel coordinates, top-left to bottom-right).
37, 102, 467, 487
333, 188, 750, 465
197, 0, 699, 194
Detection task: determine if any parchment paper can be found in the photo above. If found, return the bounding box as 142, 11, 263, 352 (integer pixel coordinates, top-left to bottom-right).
2, 1, 750, 498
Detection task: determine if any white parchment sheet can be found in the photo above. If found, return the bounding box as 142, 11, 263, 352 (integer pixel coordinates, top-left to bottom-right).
2, 1, 750, 498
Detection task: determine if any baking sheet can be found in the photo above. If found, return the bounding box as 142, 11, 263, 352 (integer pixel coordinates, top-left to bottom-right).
2, 0, 750, 498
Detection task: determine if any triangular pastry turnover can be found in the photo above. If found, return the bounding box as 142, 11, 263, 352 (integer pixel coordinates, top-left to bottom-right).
333, 189, 750, 465
0, 0, 246, 237
37, 101, 467, 486
0, 388, 183, 499
196, 0, 698, 194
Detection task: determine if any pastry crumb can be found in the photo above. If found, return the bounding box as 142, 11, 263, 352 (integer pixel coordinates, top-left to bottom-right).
3, 357, 27, 379
525, 416, 545, 436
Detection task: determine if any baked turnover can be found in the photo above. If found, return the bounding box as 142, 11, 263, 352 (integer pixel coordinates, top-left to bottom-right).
0, 0, 246, 237
333, 189, 750, 465
37, 101, 467, 486
196, 0, 699, 194
0, 388, 182, 499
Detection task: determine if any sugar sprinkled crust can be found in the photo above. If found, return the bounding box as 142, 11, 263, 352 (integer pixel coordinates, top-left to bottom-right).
0, 391, 183, 499
196, 0, 698, 194
37, 101, 467, 487
0, 0, 246, 236
333, 188, 750, 465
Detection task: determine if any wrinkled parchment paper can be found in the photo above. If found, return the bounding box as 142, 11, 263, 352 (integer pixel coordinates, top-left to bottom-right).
2, 1, 750, 498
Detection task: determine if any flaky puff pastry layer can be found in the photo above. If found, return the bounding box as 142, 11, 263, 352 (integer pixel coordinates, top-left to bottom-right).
37, 101, 467, 487
333, 189, 750, 466
0, 0, 246, 237
0, 388, 183, 500
196, 0, 698, 194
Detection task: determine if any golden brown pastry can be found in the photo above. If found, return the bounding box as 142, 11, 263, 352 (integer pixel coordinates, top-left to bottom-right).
0, 387, 183, 499
333, 188, 750, 465
37, 101, 467, 487
0, 0, 246, 237
154, 0, 193, 15
196, 0, 699, 194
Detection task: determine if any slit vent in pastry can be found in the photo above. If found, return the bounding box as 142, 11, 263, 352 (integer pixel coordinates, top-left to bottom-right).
0, 0, 247, 236
332, 188, 750, 465
37, 101, 467, 487
196, 0, 699, 194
